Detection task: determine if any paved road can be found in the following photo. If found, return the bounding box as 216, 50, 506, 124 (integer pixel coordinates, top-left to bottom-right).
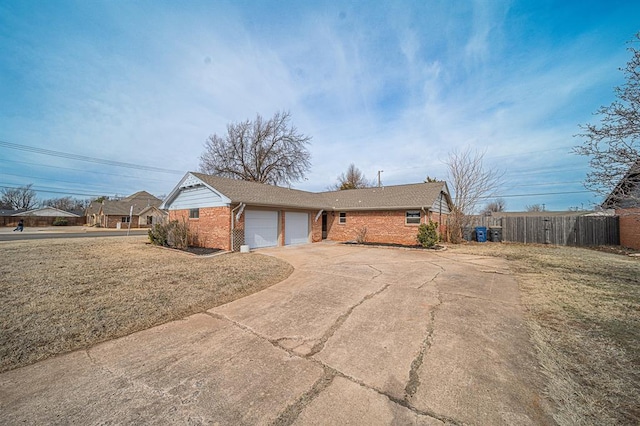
0, 227, 147, 241
0, 244, 555, 425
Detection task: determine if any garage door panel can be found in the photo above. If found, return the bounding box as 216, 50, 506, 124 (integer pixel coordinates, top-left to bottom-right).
285, 212, 309, 245
245, 210, 278, 248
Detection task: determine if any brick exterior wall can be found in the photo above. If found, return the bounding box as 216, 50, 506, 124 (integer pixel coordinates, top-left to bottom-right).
104, 215, 139, 229
169, 207, 232, 250
325, 210, 446, 245
618, 208, 640, 250
169, 206, 448, 249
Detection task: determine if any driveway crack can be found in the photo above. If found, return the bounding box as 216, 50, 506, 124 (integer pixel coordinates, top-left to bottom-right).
404, 269, 444, 402
207, 305, 460, 425
307, 282, 391, 357
271, 366, 336, 426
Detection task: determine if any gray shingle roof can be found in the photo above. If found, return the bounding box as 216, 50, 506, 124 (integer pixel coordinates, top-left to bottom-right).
101, 191, 163, 216
192, 173, 326, 209
319, 183, 447, 211
190, 172, 448, 211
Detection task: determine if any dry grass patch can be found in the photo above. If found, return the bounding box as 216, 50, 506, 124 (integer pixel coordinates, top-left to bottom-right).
0, 237, 293, 373
448, 243, 640, 425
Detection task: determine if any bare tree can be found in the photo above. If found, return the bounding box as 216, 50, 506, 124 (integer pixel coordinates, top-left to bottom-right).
525, 204, 544, 212
424, 176, 439, 183
1, 184, 38, 210
481, 198, 506, 215
40, 196, 90, 211
445, 148, 504, 243
330, 163, 374, 190
199, 111, 312, 186
574, 33, 640, 207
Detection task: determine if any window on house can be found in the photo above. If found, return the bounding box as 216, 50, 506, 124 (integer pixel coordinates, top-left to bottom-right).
339, 212, 346, 224
189, 208, 200, 219
121, 216, 130, 223
147, 216, 154, 225
406, 210, 421, 224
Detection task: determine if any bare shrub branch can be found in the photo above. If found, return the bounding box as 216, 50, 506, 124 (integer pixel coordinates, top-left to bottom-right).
445, 148, 504, 243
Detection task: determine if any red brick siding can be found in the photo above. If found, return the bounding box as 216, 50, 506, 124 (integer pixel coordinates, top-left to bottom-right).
169, 207, 232, 250
326, 210, 447, 245
618, 208, 640, 250
105, 215, 139, 229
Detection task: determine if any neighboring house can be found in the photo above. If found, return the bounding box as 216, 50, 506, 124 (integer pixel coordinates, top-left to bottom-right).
15, 207, 81, 217
6, 207, 84, 227
603, 160, 640, 249
0, 209, 25, 227
87, 191, 167, 228
0, 209, 25, 216
160, 172, 453, 250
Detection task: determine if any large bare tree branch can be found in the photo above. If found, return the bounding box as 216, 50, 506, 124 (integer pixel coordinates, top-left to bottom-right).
574, 32, 640, 207
1, 184, 38, 210
199, 111, 311, 186
329, 163, 374, 190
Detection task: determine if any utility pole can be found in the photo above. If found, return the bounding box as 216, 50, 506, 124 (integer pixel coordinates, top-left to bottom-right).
377, 170, 383, 187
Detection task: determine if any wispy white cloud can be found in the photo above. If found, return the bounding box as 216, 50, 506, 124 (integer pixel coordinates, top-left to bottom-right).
1, 0, 638, 209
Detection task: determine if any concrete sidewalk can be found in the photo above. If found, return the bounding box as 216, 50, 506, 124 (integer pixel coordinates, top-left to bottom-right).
0, 244, 555, 425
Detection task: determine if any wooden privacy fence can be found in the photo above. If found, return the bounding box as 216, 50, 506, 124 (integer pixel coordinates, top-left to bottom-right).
1, 216, 87, 227
464, 215, 620, 246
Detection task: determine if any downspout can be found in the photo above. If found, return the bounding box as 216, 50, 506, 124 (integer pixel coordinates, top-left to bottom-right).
439, 192, 443, 227
314, 209, 324, 222
231, 203, 246, 251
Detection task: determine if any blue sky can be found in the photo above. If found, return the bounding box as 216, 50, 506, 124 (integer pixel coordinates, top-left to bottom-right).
1, 0, 638, 211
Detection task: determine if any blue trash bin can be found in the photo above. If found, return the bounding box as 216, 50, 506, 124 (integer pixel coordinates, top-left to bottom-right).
475, 226, 487, 243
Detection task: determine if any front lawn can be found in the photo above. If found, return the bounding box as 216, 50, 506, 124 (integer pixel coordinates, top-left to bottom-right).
448, 243, 640, 425
0, 237, 292, 373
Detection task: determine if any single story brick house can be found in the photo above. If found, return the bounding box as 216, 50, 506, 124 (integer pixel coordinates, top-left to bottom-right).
86, 191, 167, 228
3, 207, 84, 227
603, 160, 640, 250
14, 207, 80, 217
160, 172, 453, 251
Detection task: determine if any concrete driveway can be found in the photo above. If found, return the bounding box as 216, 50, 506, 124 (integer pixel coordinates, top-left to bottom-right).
0, 243, 554, 425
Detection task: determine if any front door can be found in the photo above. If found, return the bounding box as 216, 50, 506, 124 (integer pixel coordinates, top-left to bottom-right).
322, 212, 328, 239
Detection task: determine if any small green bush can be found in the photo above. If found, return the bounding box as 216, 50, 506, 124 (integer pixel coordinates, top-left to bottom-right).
52, 217, 68, 226
417, 221, 439, 248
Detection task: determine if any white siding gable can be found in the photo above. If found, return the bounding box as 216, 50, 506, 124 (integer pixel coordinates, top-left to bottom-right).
164, 173, 231, 210
430, 191, 451, 215
169, 185, 229, 210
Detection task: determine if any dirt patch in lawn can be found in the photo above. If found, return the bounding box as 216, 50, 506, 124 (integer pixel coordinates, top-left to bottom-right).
447, 242, 640, 425
0, 236, 293, 373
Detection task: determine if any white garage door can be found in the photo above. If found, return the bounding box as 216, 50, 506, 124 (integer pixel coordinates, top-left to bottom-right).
245, 210, 278, 248
285, 212, 309, 245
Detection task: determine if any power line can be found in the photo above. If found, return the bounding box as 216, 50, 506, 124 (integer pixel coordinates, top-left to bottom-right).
0, 183, 111, 198
0, 171, 127, 192
476, 190, 592, 200
0, 158, 178, 183
0, 140, 184, 174
506, 180, 583, 188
